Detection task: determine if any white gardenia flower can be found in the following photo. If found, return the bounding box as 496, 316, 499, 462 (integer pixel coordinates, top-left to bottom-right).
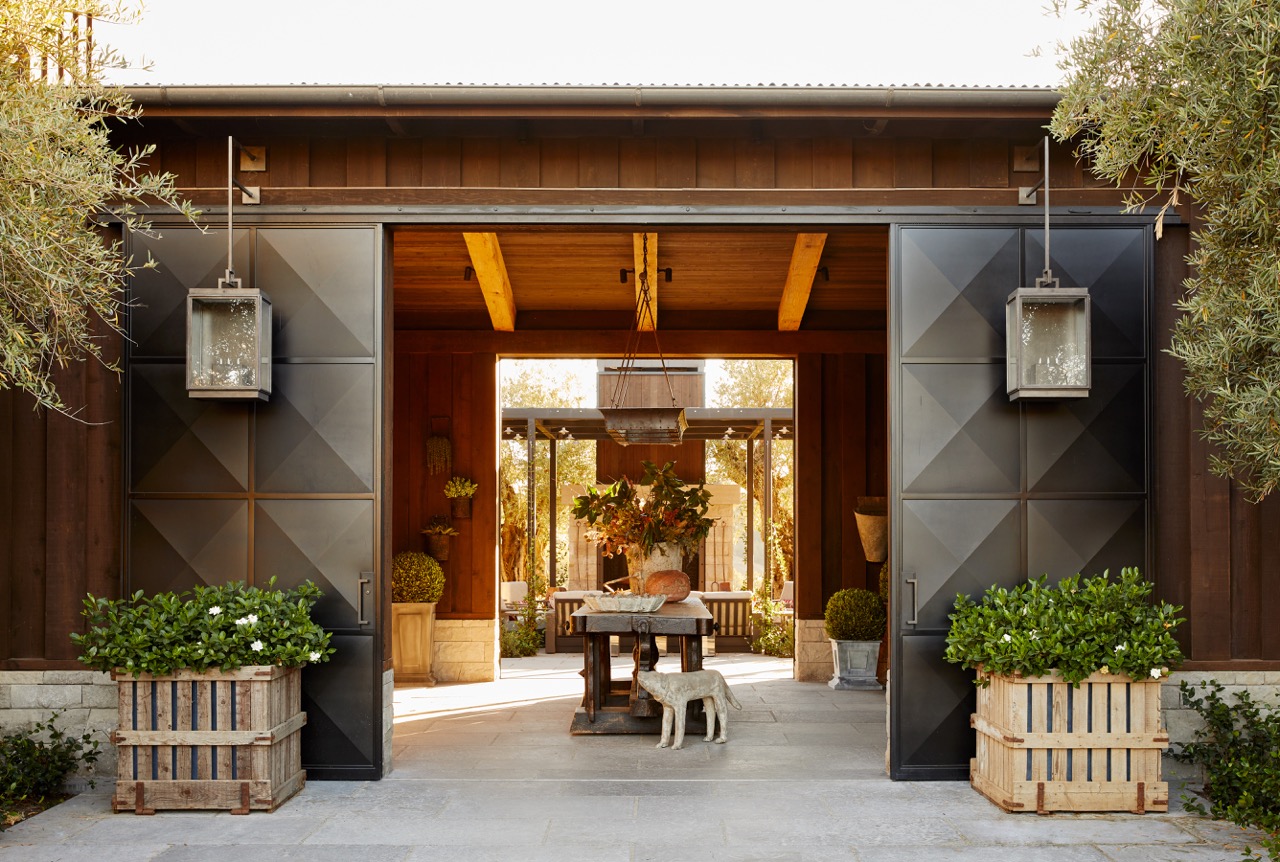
247, 613, 258, 624
250, 640, 264, 652
1150, 668, 1162, 679
1115, 643, 1127, 652
1002, 633, 1013, 643
309, 651, 321, 662
208, 606, 222, 617
235, 617, 249, 626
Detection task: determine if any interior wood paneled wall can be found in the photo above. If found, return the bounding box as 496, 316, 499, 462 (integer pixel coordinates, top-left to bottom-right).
0, 337, 122, 669
144, 130, 1113, 204
391, 350, 498, 620
1153, 224, 1280, 668
794, 353, 888, 620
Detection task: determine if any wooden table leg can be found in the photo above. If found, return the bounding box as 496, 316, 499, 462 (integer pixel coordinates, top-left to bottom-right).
583, 635, 596, 721
679, 634, 704, 672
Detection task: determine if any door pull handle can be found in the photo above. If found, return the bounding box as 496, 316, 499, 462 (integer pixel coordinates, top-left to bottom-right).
906, 576, 919, 626
357, 572, 372, 626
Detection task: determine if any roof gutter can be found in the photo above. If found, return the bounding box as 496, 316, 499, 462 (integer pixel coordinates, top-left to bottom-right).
125, 84, 1061, 118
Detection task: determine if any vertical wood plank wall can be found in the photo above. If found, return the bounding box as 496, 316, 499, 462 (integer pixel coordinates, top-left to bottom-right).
390, 350, 498, 620
0, 333, 122, 669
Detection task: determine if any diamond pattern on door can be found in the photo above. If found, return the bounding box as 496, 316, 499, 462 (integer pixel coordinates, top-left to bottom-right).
1025, 228, 1147, 358
1027, 499, 1146, 579
257, 229, 376, 359
895, 636, 977, 773
901, 500, 1021, 631
255, 364, 375, 494
301, 635, 375, 777
900, 227, 1019, 359
901, 363, 1020, 494
1026, 364, 1146, 493
255, 500, 373, 631
130, 499, 248, 595
128, 229, 250, 359
129, 365, 248, 492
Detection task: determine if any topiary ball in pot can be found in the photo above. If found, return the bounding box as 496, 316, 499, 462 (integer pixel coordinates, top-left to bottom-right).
824, 588, 886, 641
392, 551, 445, 604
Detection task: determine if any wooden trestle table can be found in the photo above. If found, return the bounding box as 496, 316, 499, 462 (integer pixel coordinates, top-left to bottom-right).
568, 596, 715, 734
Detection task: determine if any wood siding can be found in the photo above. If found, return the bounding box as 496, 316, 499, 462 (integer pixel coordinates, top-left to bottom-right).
390, 351, 498, 620
0, 331, 123, 670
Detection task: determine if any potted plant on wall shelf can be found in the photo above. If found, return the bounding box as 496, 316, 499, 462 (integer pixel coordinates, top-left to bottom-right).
421, 515, 459, 561
70, 578, 334, 814
444, 476, 478, 519
824, 587, 887, 690
391, 551, 446, 685
569, 460, 715, 595
944, 567, 1184, 814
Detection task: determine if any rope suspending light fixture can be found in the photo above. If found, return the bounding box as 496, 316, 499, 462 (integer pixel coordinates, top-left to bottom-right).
599, 232, 687, 445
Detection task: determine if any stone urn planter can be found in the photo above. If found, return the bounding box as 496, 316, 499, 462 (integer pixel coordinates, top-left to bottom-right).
829, 639, 883, 690
392, 602, 438, 685
824, 587, 886, 691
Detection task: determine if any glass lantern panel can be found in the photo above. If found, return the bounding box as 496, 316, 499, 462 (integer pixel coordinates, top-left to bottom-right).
189, 297, 260, 389
1019, 300, 1087, 388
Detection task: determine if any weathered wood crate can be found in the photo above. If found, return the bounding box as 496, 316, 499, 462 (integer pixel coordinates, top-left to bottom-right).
971, 670, 1168, 814
111, 665, 306, 814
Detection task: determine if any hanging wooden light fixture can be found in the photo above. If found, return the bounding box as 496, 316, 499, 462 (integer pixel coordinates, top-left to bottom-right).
599, 232, 686, 445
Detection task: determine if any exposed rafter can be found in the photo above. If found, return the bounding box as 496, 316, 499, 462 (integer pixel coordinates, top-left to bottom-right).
462, 232, 516, 332
777, 233, 828, 331
633, 232, 658, 331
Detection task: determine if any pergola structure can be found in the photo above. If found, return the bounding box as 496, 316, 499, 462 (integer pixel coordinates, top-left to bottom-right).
502, 407, 793, 588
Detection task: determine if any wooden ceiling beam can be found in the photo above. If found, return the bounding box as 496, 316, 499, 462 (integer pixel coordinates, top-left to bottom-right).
777, 233, 828, 331
633, 232, 658, 331
462, 232, 517, 332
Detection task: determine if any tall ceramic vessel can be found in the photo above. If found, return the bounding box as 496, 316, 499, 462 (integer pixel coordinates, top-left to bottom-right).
624, 541, 682, 593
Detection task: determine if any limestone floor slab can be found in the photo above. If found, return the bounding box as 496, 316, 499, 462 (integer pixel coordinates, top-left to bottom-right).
0, 653, 1264, 862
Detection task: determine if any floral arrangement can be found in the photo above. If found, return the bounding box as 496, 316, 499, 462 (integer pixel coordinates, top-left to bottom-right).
570, 460, 715, 558
944, 567, 1184, 686
421, 515, 459, 536
443, 476, 478, 498
71, 578, 335, 676
391, 551, 445, 603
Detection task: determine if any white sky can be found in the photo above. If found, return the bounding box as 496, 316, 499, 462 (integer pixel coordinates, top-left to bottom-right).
101, 1, 1092, 87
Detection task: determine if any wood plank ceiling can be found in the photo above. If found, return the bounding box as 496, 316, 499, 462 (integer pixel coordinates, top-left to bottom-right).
392, 226, 888, 330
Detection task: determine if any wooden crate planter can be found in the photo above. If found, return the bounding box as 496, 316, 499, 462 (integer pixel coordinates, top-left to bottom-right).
970, 670, 1168, 814
111, 665, 306, 814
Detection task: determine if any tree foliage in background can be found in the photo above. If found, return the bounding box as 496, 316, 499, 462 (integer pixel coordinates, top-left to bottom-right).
705, 360, 793, 593
0, 1, 196, 414
499, 362, 595, 585
1050, 0, 1280, 500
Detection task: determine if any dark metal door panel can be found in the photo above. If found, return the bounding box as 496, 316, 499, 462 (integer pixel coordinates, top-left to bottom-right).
1027, 499, 1147, 580
254, 364, 375, 494
300, 633, 378, 780
900, 500, 1020, 632
254, 500, 374, 632
129, 364, 249, 493
127, 228, 250, 359
900, 364, 1020, 494
891, 223, 1151, 781
129, 499, 248, 595
893, 635, 977, 778
1025, 364, 1146, 493
256, 228, 376, 359
899, 227, 1019, 359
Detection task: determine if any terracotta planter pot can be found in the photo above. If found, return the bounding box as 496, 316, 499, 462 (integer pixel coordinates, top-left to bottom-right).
854, 496, 888, 562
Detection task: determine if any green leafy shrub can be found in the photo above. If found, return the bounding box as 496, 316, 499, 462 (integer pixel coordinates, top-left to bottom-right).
443, 476, 478, 498
392, 551, 445, 603
1173, 680, 1280, 862
0, 711, 100, 815
943, 567, 1184, 686
750, 580, 794, 657
824, 588, 886, 642
500, 625, 543, 658
71, 578, 335, 676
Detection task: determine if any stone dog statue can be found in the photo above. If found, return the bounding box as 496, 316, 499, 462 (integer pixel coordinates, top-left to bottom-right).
636, 669, 742, 750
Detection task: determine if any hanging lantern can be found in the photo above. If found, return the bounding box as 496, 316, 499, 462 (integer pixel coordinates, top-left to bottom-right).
1006, 136, 1091, 401
186, 278, 272, 400
186, 136, 272, 401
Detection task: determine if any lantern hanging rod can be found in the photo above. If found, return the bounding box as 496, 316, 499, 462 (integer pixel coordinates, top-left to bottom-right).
1037, 135, 1057, 289
220, 135, 246, 290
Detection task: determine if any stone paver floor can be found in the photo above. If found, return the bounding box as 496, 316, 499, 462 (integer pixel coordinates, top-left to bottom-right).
1, 652, 1267, 861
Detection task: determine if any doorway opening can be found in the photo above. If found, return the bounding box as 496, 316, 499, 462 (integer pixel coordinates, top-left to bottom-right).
496, 357, 796, 677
